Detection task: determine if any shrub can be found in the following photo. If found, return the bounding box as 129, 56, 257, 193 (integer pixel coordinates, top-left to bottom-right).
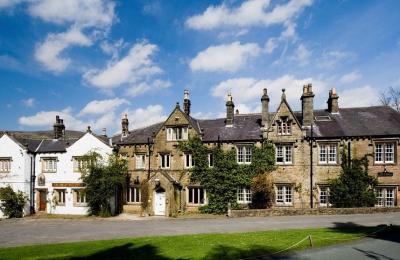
0, 186, 28, 218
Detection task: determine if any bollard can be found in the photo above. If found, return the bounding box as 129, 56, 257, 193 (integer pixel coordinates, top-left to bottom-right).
227, 202, 232, 217
308, 235, 313, 247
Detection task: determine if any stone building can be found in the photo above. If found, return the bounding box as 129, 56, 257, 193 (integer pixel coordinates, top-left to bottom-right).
113, 85, 400, 216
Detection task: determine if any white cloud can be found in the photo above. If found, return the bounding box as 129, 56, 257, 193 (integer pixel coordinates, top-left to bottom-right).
125, 79, 171, 97
35, 26, 92, 72
190, 41, 261, 72
21, 98, 35, 108
339, 85, 378, 108
265, 38, 279, 54
291, 43, 311, 65
84, 41, 163, 90
212, 75, 327, 109
0, 0, 25, 9
122, 105, 166, 129
319, 50, 356, 69
339, 71, 362, 84
78, 98, 128, 116
186, 0, 313, 30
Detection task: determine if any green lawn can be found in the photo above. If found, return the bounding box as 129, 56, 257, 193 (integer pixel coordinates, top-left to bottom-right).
0, 226, 388, 260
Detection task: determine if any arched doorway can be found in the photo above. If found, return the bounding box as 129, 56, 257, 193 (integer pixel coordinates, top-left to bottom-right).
154, 187, 166, 216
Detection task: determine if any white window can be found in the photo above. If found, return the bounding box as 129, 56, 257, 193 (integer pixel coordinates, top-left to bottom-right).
276, 145, 293, 164
127, 186, 140, 203
208, 154, 214, 167
319, 186, 330, 207
319, 144, 337, 164
0, 158, 11, 173
55, 189, 66, 205
42, 158, 57, 173
74, 189, 86, 205
276, 185, 293, 205
277, 117, 291, 135
73, 157, 90, 172
376, 187, 396, 207
375, 143, 395, 164
237, 146, 252, 164
160, 154, 170, 169
237, 187, 252, 204
135, 154, 145, 169
184, 154, 194, 168
188, 187, 206, 205
167, 127, 188, 141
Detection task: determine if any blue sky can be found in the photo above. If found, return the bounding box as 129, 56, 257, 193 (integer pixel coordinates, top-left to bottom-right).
0, 0, 399, 135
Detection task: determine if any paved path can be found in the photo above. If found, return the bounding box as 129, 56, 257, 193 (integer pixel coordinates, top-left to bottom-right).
0, 212, 399, 248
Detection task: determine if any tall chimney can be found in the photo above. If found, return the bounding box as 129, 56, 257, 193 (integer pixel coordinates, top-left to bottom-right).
121, 114, 129, 137
53, 115, 65, 139
183, 89, 191, 115
327, 87, 339, 113
261, 88, 269, 128
301, 83, 315, 127
226, 92, 235, 126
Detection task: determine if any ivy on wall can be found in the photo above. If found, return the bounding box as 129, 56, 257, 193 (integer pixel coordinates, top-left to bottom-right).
179, 137, 276, 214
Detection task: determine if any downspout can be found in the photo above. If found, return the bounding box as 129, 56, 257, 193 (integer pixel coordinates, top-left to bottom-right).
147, 137, 151, 179
348, 141, 351, 167
310, 124, 314, 209
30, 153, 36, 215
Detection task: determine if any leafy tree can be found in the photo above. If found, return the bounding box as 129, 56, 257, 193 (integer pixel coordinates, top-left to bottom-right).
329, 151, 377, 207
80, 152, 128, 217
0, 186, 28, 218
180, 137, 276, 214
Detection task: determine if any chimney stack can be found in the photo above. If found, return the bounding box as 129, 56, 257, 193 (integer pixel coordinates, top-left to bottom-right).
261, 88, 270, 128
102, 128, 107, 137
121, 114, 129, 137
183, 89, 191, 115
226, 92, 235, 126
53, 115, 65, 139
301, 83, 315, 127
327, 87, 339, 113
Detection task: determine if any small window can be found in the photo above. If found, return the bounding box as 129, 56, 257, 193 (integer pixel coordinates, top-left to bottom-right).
187, 187, 206, 205
237, 187, 252, 204
319, 186, 330, 207
160, 154, 170, 169
42, 158, 57, 173
167, 127, 188, 141
74, 189, 86, 206
0, 158, 11, 173
376, 187, 396, 207
55, 189, 66, 205
319, 144, 337, 164
208, 154, 214, 167
276, 185, 293, 205
127, 186, 141, 203
237, 146, 252, 164
276, 145, 293, 164
375, 143, 395, 164
135, 154, 145, 169
73, 157, 90, 172
184, 154, 194, 168
277, 117, 292, 135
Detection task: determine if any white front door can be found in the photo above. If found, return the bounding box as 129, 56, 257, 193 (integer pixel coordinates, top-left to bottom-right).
154, 192, 166, 216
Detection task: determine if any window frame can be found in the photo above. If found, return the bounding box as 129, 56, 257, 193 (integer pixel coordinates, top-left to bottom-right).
166, 126, 189, 141
374, 142, 396, 164
318, 143, 338, 165
54, 189, 66, 206
319, 186, 330, 207
236, 145, 252, 164
42, 157, 58, 173
135, 154, 146, 169
208, 154, 214, 167
0, 157, 12, 173
159, 153, 171, 169
184, 154, 195, 169
73, 157, 90, 173
187, 186, 206, 205
375, 187, 396, 207
237, 187, 252, 204
277, 117, 292, 136
275, 185, 293, 206
73, 189, 87, 206
126, 186, 141, 204
275, 144, 293, 165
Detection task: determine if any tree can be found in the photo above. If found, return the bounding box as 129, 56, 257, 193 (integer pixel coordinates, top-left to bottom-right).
329, 151, 377, 207
380, 87, 400, 112
80, 153, 128, 217
0, 186, 28, 218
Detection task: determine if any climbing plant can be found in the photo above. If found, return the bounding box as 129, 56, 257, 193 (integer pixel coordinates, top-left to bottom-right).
179, 137, 276, 214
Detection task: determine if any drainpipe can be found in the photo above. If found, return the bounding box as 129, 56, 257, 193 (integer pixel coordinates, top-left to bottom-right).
147, 137, 151, 180
348, 141, 351, 167
30, 153, 36, 215
310, 124, 314, 209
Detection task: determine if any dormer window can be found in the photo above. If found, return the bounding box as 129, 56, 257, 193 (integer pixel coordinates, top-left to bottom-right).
277, 117, 291, 135
167, 126, 188, 141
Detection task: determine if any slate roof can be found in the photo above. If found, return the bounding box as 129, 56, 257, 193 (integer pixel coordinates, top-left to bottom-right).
113, 106, 400, 145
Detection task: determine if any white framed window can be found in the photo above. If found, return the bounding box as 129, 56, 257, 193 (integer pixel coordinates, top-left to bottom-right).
167, 127, 188, 141
42, 158, 57, 173
237, 187, 252, 204
73, 157, 90, 172
376, 187, 396, 207
276, 185, 293, 205
319, 186, 330, 207
74, 189, 86, 206
184, 154, 194, 168
276, 145, 293, 164
135, 154, 145, 169
160, 154, 170, 169
187, 187, 206, 205
277, 117, 291, 135
55, 189, 66, 205
237, 146, 252, 164
0, 158, 11, 173
319, 144, 337, 164
208, 154, 214, 167
375, 143, 395, 164
127, 186, 141, 203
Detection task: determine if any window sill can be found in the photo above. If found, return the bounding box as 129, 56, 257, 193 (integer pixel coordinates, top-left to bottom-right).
126, 202, 142, 205
274, 204, 293, 207
73, 204, 88, 207
374, 162, 396, 166
187, 203, 206, 207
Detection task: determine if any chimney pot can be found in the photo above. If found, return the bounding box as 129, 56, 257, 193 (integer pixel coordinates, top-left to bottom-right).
301, 83, 315, 127
226, 93, 235, 126
261, 88, 270, 129
122, 114, 129, 137
327, 87, 339, 113
183, 90, 191, 115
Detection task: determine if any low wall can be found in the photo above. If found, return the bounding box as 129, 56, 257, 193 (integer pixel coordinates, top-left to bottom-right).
230, 207, 400, 218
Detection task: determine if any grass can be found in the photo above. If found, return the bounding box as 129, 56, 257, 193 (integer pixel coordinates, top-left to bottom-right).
0, 225, 389, 260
